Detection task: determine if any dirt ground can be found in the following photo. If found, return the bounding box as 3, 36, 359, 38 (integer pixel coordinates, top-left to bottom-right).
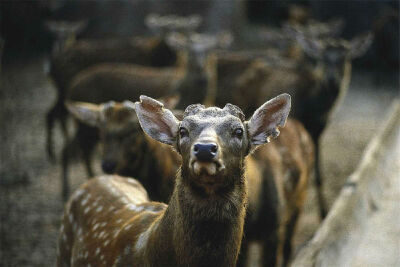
0, 56, 398, 267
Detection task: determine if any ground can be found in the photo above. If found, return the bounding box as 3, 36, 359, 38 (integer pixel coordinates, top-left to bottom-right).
0, 56, 397, 266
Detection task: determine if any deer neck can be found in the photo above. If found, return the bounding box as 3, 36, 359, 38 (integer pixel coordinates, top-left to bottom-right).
148, 167, 247, 266
175, 52, 217, 109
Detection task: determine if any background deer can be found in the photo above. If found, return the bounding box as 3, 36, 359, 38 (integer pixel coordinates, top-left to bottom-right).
58, 94, 292, 267
66, 99, 181, 202
66, 94, 314, 266
44, 19, 88, 54
59, 32, 226, 200
223, 31, 373, 218
45, 14, 201, 160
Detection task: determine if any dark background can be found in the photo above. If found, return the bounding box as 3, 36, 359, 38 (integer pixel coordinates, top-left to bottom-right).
1, 0, 399, 71
0, 1, 398, 266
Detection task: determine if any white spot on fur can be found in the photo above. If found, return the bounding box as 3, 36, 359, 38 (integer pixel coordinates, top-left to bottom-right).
95, 247, 101, 255
84, 206, 91, 214
74, 189, 86, 198
113, 230, 119, 238
127, 204, 144, 212
96, 206, 103, 212
104, 240, 110, 247
135, 227, 151, 253
93, 223, 100, 230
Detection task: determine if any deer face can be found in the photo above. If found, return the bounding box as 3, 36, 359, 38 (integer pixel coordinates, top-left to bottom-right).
66, 101, 141, 175
296, 32, 373, 82
167, 31, 232, 69
134, 94, 291, 194
66, 97, 180, 176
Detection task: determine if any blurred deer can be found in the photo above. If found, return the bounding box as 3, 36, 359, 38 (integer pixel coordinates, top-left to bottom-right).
45, 14, 201, 160
66, 95, 314, 266
59, 32, 227, 200
57, 94, 294, 267
44, 19, 88, 54
231, 31, 373, 218
215, 18, 345, 108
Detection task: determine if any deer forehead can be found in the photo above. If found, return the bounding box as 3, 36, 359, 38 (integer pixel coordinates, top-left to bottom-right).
182, 109, 244, 134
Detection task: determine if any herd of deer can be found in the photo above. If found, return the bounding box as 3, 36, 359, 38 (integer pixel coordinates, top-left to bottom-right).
48, 13, 373, 267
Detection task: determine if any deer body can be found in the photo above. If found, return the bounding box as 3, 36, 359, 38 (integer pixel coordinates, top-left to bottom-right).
67, 93, 312, 265
222, 32, 372, 218
58, 173, 246, 267
60, 93, 295, 267
46, 36, 177, 159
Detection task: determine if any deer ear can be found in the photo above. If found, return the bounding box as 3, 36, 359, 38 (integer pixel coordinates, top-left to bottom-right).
247, 94, 291, 148
348, 32, 373, 59
166, 32, 187, 51
135, 95, 180, 146
296, 33, 324, 59
65, 101, 103, 127
157, 94, 180, 110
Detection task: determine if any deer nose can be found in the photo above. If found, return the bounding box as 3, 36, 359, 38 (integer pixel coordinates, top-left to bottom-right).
193, 143, 218, 162
102, 161, 117, 174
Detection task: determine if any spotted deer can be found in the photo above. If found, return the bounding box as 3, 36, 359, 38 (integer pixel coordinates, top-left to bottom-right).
65, 94, 314, 266
45, 14, 200, 160
65, 99, 182, 202
57, 94, 293, 267
59, 32, 227, 200
228, 31, 373, 219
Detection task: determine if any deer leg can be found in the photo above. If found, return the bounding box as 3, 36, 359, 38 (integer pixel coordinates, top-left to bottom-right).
236, 235, 249, 267
46, 102, 59, 161
282, 210, 299, 267
76, 123, 99, 178
262, 230, 279, 267
61, 134, 76, 201
314, 142, 327, 219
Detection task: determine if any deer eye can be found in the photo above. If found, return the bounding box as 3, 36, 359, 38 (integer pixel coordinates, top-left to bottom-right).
179, 127, 188, 138
233, 128, 243, 139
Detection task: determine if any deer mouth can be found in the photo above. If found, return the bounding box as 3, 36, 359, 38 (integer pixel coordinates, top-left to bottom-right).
190, 159, 225, 177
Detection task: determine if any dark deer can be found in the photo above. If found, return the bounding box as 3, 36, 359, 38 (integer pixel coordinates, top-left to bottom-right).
66, 94, 314, 266
228, 31, 373, 219
45, 14, 200, 160
57, 94, 292, 267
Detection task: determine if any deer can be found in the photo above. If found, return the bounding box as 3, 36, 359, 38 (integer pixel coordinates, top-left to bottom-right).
59, 32, 226, 200
225, 30, 373, 219
65, 99, 182, 203
57, 93, 293, 267
215, 17, 345, 107
65, 94, 314, 266
45, 14, 201, 160
44, 19, 88, 54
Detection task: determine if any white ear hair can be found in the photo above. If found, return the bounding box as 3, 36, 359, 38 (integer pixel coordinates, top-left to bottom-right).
65, 101, 103, 127
122, 100, 136, 111
134, 95, 180, 146
247, 94, 291, 146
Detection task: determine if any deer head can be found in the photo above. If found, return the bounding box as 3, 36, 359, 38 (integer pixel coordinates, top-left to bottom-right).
134, 94, 291, 194
296, 31, 373, 82
65, 96, 180, 176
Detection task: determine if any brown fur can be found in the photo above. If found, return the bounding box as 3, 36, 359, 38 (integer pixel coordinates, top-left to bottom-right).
70, 100, 314, 266
59, 43, 217, 200
46, 35, 177, 159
